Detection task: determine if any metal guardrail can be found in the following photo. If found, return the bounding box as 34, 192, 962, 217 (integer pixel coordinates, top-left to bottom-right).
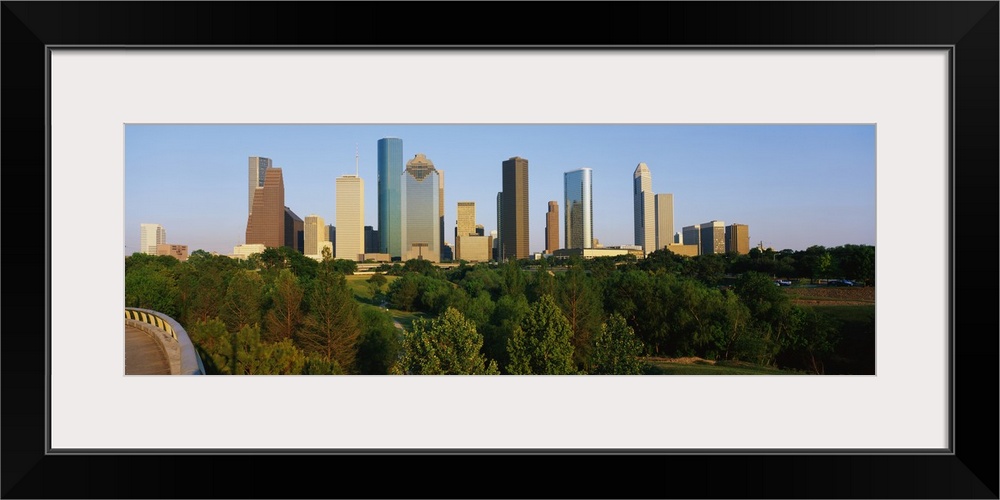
125, 308, 205, 375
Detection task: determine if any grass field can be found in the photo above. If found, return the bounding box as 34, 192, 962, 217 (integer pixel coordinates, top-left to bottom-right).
345, 274, 427, 330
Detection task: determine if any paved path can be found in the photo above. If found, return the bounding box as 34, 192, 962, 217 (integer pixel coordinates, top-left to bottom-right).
125, 325, 171, 375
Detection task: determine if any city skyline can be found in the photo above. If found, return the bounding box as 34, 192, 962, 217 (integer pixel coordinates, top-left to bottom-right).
124, 124, 876, 257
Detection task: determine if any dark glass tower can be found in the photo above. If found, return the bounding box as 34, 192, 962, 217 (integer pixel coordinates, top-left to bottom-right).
377, 137, 404, 258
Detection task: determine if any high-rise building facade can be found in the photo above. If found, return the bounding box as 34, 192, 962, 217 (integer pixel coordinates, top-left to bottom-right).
139, 223, 166, 255
700, 220, 726, 255
496, 192, 503, 261
633, 162, 655, 255
654, 193, 674, 253
501, 157, 529, 260
248, 156, 273, 215
336, 175, 365, 262
401, 153, 440, 263
438, 170, 446, 261
545, 200, 559, 254
304, 214, 327, 257
377, 138, 403, 258
682, 224, 701, 253
726, 223, 750, 255
284, 207, 304, 253
456, 201, 476, 239
364, 226, 380, 254
246, 167, 285, 248
564, 168, 593, 250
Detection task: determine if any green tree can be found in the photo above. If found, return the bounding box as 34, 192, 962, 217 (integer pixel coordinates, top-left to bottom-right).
356, 307, 403, 375
590, 314, 644, 375
392, 308, 499, 375
124, 262, 180, 317
506, 295, 576, 374
265, 269, 304, 342
299, 270, 363, 372
556, 266, 604, 368
221, 270, 265, 332
367, 272, 388, 298
481, 293, 529, 371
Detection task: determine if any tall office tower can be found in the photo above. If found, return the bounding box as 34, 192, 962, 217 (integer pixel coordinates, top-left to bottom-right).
726, 223, 751, 255
304, 215, 327, 257
545, 200, 559, 254
501, 156, 529, 260
377, 138, 404, 258
496, 192, 503, 261
364, 226, 380, 254
491, 229, 499, 261
328, 225, 336, 252
438, 170, 446, 261
475, 224, 485, 236
633, 162, 655, 255
248, 156, 273, 215
700, 220, 726, 255
401, 153, 441, 262
682, 225, 701, 253
564, 168, 593, 250
284, 207, 304, 253
455, 201, 477, 261
246, 167, 285, 248
336, 175, 365, 262
139, 223, 166, 255
456, 201, 476, 239
654, 193, 674, 253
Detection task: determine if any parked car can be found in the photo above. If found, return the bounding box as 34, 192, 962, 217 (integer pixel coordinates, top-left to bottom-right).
774, 279, 792, 286
827, 279, 855, 287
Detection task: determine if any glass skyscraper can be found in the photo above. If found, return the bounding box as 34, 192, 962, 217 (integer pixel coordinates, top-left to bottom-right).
377, 137, 403, 258
564, 168, 593, 249
401, 153, 440, 263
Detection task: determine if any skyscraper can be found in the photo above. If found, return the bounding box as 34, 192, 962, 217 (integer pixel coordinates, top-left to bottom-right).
564, 168, 593, 250
501, 156, 529, 260
401, 153, 440, 262
654, 193, 674, 253
682, 224, 701, 253
545, 200, 559, 254
633, 162, 655, 255
496, 192, 503, 261
284, 207, 304, 253
139, 223, 166, 255
248, 156, 272, 215
246, 167, 285, 248
377, 137, 403, 258
700, 220, 726, 255
336, 175, 365, 262
304, 214, 327, 258
456, 201, 476, 239
438, 169, 446, 261
726, 223, 750, 255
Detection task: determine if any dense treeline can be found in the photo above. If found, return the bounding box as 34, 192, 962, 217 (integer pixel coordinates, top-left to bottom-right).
124, 244, 874, 375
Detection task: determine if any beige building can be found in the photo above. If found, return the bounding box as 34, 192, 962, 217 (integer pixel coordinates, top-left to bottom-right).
633, 163, 655, 255
726, 223, 751, 255
456, 201, 476, 238
553, 248, 631, 260
155, 243, 188, 262
139, 223, 166, 255
336, 175, 365, 262
700, 220, 726, 255
456, 234, 493, 263
655, 193, 674, 252
304, 214, 331, 259
231, 243, 266, 260
665, 244, 699, 257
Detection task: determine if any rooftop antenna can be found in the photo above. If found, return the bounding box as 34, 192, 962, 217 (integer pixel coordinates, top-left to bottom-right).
355, 143, 359, 177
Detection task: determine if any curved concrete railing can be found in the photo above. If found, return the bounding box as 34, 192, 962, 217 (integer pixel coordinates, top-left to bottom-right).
125, 308, 205, 375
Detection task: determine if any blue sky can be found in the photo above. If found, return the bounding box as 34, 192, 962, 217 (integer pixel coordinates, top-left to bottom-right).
124, 124, 875, 256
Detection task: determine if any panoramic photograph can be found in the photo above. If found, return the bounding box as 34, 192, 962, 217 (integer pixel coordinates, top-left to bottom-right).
124, 124, 876, 376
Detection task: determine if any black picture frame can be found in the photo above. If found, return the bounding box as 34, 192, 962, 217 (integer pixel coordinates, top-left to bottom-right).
3, 2, 997, 498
